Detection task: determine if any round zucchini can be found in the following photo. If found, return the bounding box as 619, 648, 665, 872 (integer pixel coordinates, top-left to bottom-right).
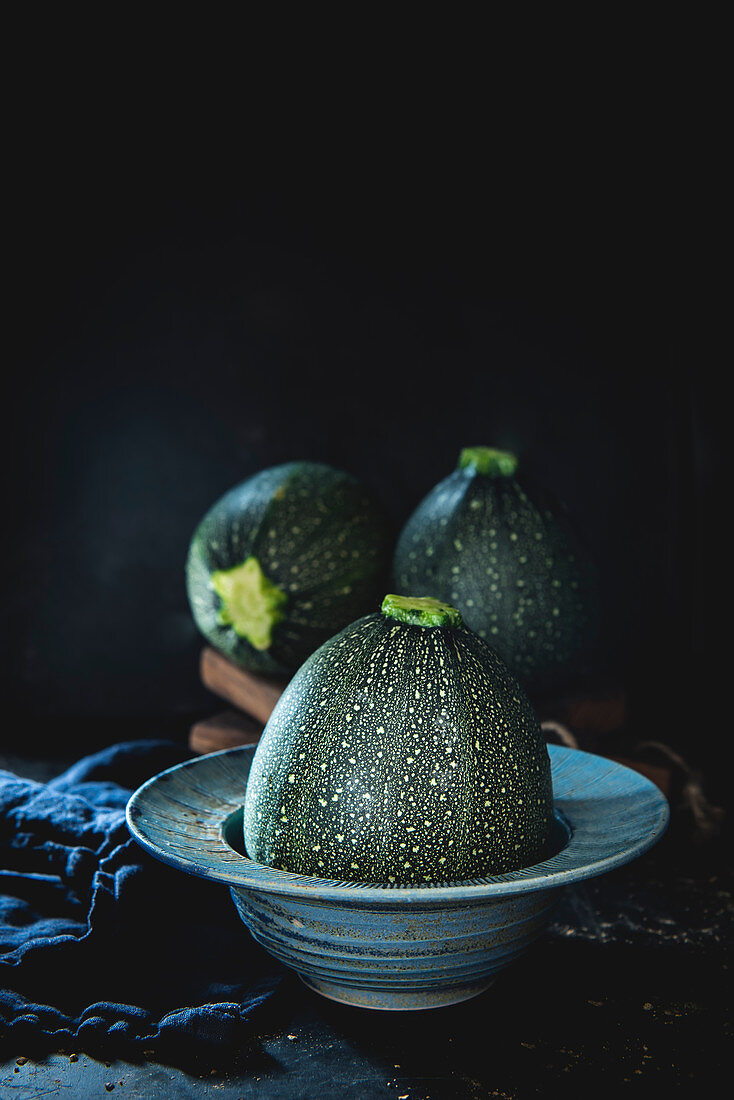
391, 446, 600, 693
186, 461, 392, 677
243, 593, 553, 884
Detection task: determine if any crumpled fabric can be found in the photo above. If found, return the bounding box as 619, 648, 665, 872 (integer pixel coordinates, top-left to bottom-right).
0, 740, 283, 1057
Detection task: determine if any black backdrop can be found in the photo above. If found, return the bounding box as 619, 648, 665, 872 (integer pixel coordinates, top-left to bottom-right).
4, 63, 723, 803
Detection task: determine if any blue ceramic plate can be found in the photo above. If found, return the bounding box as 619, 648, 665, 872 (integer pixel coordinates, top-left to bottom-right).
126, 744, 669, 902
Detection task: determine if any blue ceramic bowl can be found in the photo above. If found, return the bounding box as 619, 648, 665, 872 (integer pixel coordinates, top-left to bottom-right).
126, 744, 669, 1011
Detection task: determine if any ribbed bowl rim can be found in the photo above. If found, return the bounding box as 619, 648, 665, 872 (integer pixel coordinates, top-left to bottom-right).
126, 744, 669, 903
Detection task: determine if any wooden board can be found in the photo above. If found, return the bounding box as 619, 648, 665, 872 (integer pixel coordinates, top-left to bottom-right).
191, 647, 672, 796
199, 646, 287, 722
537, 689, 627, 739
189, 709, 264, 755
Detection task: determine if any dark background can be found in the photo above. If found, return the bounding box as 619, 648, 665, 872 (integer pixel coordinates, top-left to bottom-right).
3, 47, 724, 804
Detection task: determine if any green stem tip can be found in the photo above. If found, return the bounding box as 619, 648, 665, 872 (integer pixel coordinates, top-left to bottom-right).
458, 446, 518, 477
381, 594, 463, 629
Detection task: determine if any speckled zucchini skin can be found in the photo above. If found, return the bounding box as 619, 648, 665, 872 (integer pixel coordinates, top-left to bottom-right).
243, 608, 553, 884
186, 462, 392, 677
391, 456, 599, 693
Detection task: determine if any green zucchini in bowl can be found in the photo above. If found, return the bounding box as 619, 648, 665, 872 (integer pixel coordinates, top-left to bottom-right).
243, 593, 553, 883
186, 461, 392, 678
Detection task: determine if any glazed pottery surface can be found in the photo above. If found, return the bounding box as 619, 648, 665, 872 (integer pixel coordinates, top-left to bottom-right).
126, 745, 669, 1010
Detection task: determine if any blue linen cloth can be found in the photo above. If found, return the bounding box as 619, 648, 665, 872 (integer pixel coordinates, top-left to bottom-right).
0, 740, 283, 1056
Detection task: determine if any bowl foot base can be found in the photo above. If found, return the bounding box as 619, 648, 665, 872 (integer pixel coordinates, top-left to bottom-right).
299, 974, 495, 1011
